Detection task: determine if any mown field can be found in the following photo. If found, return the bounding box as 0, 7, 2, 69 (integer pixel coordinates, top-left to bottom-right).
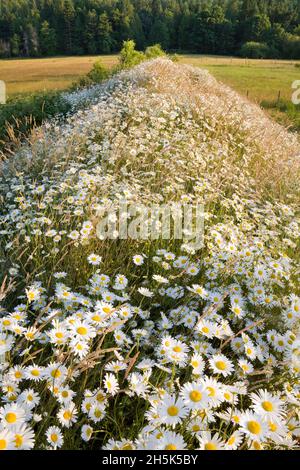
1, 54, 299, 103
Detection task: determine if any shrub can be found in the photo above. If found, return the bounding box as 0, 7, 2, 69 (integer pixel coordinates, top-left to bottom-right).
119, 40, 145, 69
145, 44, 166, 59
87, 60, 110, 83
240, 41, 271, 59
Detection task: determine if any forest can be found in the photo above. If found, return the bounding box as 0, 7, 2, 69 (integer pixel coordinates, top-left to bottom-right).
0, 0, 300, 59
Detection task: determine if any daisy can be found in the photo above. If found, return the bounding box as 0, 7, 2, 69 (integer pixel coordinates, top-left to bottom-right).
114, 274, 128, 290
89, 404, 106, 423
197, 320, 217, 339
158, 430, 186, 450
250, 389, 285, 420
238, 358, 254, 375
70, 338, 89, 358
133, 254, 144, 266
46, 363, 68, 383
180, 381, 209, 411
189, 284, 208, 299
103, 373, 119, 396
156, 394, 188, 427
138, 287, 154, 298
239, 411, 268, 441
225, 431, 244, 450
0, 404, 26, 427
197, 432, 226, 450
81, 424, 93, 442
46, 426, 63, 449
0, 428, 15, 450
24, 365, 44, 382
201, 377, 223, 406
70, 319, 96, 341
209, 354, 234, 377
87, 253, 102, 266
166, 339, 189, 366
0, 334, 15, 354
17, 389, 40, 410
12, 423, 35, 450
57, 405, 78, 428
25, 286, 40, 303
190, 353, 205, 375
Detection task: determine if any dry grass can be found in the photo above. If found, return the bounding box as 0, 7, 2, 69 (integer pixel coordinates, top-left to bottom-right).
1, 54, 299, 102
0, 55, 118, 97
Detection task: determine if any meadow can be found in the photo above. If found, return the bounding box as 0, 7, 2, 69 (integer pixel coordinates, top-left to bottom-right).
1, 54, 299, 135
0, 57, 299, 451
0, 54, 299, 104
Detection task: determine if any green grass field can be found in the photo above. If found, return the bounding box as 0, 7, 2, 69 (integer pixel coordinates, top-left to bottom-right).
0, 54, 299, 130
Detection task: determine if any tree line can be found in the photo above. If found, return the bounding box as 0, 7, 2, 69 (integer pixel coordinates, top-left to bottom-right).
0, 0, 300, 59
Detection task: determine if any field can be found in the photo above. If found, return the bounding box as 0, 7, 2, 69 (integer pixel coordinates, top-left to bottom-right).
0, 55, 118, 97
1, 54, 299, 104
0, 58, 299, 451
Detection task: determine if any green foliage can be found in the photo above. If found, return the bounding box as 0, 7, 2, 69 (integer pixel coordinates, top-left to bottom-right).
87, 60, 110, 83
0, 91, 71, 151
240, 41, 272, 59
145, 44, 166, 59
0, 0, 299, 59
119, 40, 145, 69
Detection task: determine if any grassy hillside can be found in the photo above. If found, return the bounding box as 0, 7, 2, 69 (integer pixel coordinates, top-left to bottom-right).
0, 59, 299, 450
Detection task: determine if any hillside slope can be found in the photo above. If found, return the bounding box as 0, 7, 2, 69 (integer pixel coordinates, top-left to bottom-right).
0, 59, 299, 450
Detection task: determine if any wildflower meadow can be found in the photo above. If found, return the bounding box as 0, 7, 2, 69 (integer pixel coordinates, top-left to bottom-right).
0, 58, 299, 451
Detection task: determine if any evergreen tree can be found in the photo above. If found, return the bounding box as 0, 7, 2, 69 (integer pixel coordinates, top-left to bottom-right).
98, 12, 114, 53
40, 20, 57, 55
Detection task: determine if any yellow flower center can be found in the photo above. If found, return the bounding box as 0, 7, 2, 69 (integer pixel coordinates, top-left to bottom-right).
15, 435, 23, 448
94, 409, 102, 418
269, 422, 277, 432
63, 411, 72, 420
77, 326, 88, 335
51, 434, 58, 443
165, 444, 177, 450
215, 361, 226, 370
92, 315, 101, 322
189, 390, 202, 402
167, 406, 179, 416
173, 346, 182, 353
205, 443, 217, 450
262, 401, 273, 412
247, 421, 261, 435
5, 412, 17, 424
0, 439, 7, 450
207, 387, 216, 397
51, 369, 61, 378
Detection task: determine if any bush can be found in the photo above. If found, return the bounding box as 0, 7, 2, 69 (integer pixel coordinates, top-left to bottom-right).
240, 41, 271, 59
145, 44, 166, 59
119, 40, 145, 69
87, 60, 110, 83
0, 91, 71, 150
